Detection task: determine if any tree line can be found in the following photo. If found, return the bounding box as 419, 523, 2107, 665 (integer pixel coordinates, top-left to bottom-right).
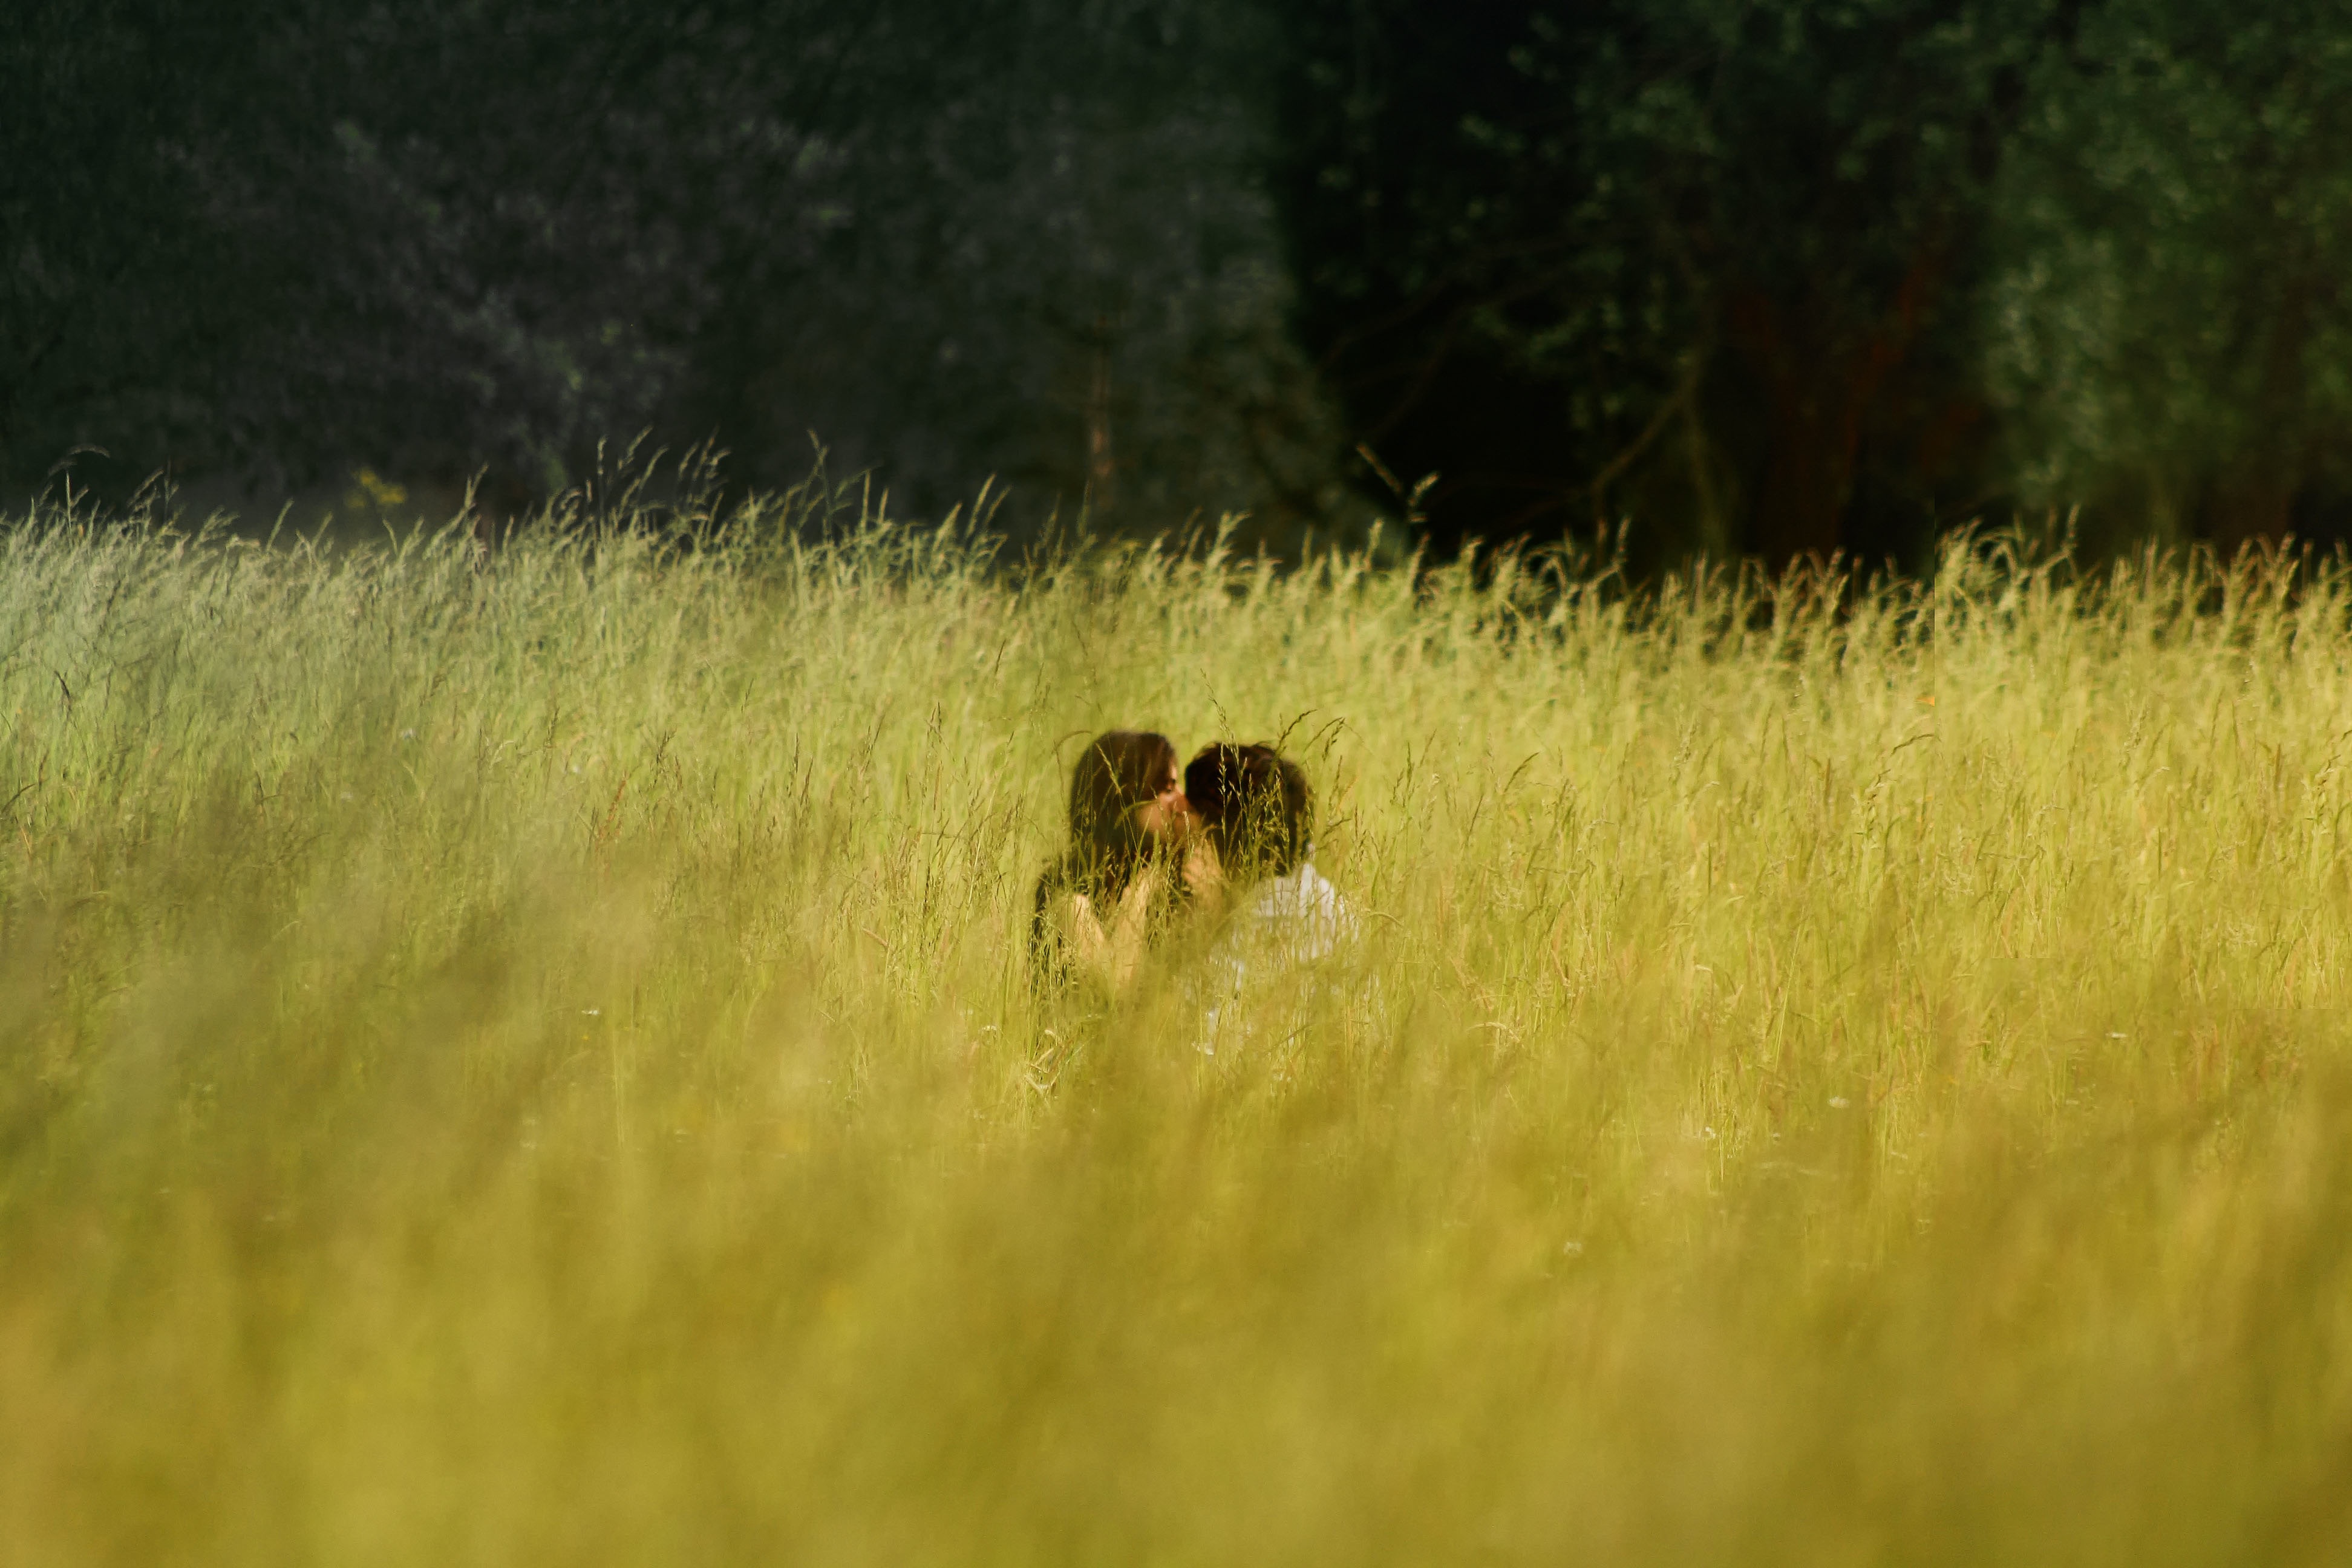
8, 0, 2351, 566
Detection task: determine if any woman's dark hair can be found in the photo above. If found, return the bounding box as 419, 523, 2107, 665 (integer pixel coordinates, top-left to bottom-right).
1184, 742, 1312, 880
1030, 730, 1183, 982
1065, 730, 1180, 871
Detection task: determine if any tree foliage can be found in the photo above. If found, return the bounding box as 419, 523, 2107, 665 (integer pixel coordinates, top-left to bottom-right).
1276, 0, 2063, 564
4, 0, 1339, 532
13, 0, 2352, 561
1279, 0, 2352, 563
1986, 0, 2352, 551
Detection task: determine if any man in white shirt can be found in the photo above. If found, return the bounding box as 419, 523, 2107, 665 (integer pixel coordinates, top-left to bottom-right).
1183, 742, 1361, 1054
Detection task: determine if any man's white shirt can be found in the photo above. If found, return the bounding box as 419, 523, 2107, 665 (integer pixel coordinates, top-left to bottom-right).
1198, 862, 1360, 1053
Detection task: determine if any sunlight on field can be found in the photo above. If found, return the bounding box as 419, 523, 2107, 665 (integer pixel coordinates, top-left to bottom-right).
3, 491, 2350, 1564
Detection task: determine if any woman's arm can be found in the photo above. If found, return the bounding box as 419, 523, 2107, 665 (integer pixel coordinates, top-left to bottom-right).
1050, 890, 1105, 984
1045, 889, 1127, 997
1181, 837, 1229, 921
1048, 864, 1165, 997
1099, 864, 1165, 993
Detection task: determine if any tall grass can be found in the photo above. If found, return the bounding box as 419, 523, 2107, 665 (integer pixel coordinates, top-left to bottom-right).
3, 492, 2349, 1565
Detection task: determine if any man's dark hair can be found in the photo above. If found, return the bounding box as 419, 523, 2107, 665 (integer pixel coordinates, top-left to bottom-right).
1184, 742, 1312, 880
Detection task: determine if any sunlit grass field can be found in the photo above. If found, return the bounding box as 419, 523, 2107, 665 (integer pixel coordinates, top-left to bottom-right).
4, 486, 2350, 1565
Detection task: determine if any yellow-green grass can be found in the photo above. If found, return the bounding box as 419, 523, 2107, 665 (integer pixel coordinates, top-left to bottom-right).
3, 499, 2349, 1565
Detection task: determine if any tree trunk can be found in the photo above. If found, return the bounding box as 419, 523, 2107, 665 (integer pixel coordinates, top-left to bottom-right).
2207, 278, 2316, 557
1086, 313, 1116, 514
2204, 475, 2294, 560
1722, 247, 1944, 567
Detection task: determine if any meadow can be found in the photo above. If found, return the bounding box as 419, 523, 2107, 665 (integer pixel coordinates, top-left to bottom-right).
2, 483, 2349, 1566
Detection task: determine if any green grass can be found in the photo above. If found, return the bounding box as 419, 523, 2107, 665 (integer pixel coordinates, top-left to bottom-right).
4, 493, 2350, 1565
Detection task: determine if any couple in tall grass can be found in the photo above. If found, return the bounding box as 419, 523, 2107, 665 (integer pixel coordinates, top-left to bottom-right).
1031, 731, 1356, 1030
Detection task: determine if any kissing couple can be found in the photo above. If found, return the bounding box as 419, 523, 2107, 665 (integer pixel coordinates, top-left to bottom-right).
1030, 729, 1356, 1002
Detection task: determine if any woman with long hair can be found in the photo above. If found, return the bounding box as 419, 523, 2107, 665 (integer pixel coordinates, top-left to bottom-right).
1031, 730, 1201, 994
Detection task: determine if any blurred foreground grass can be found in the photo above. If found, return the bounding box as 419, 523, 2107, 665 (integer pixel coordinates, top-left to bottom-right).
3, 492, 2350, 1565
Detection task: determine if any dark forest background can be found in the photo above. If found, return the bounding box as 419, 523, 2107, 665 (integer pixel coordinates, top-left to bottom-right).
10, 0, 2352, 569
